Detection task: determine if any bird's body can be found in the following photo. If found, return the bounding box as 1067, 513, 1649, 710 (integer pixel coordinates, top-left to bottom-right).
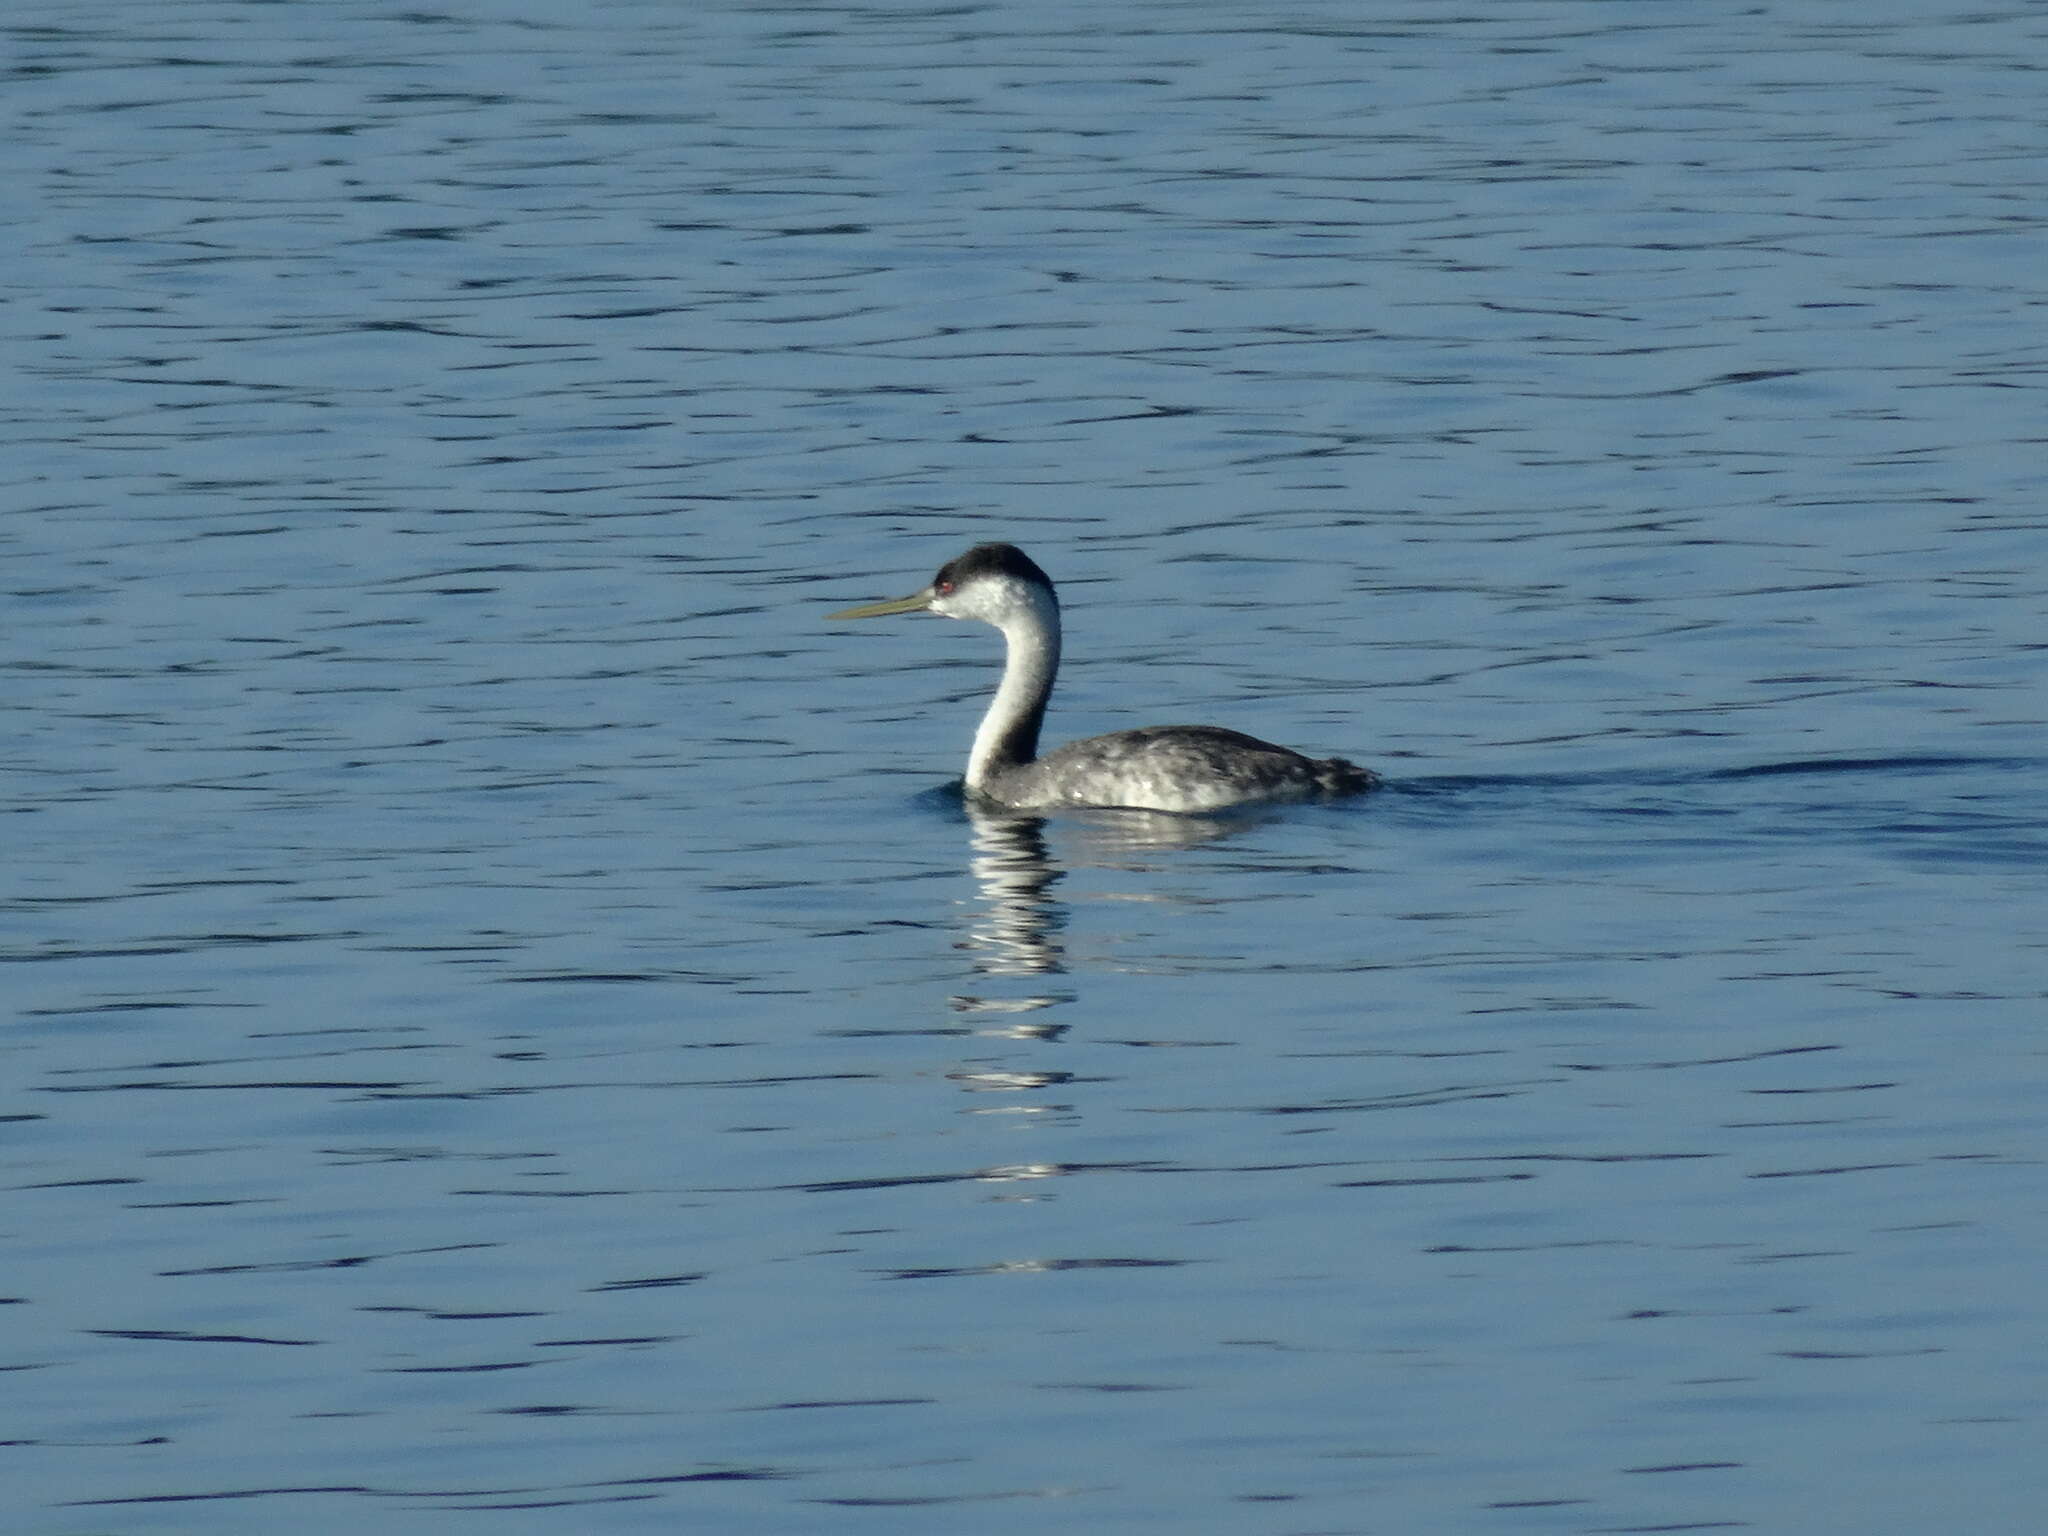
830, 543, 1377, 813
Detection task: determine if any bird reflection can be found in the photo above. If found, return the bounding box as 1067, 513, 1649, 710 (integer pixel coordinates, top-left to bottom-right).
955, 802, 1267, 984
958, 806, 1065, 978
948, 804, 1276, 1102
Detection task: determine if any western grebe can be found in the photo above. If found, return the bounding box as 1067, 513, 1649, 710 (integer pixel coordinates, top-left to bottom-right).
829, 543, 1378, 813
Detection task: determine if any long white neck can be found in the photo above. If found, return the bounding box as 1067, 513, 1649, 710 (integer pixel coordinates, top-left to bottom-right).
966, 584, 1061, 791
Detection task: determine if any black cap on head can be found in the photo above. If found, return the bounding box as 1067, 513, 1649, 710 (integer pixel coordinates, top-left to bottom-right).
933, 542, 1052, 592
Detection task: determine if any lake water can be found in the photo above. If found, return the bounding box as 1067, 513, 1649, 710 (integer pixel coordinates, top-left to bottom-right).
5, 2, 2046, 1533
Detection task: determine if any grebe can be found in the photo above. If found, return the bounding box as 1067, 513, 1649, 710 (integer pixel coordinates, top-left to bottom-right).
829, 543, 1377, 813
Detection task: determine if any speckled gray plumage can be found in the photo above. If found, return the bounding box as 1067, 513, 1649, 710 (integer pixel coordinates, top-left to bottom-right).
974, 723, 1376, 812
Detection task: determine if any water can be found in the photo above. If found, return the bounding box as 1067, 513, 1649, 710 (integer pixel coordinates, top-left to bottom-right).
6, 2, 2046, 1532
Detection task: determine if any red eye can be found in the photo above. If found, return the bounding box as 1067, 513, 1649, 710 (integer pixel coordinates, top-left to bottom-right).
937, 580, 954, 595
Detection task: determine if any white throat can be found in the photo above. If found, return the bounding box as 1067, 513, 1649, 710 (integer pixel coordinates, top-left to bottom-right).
959, 579, 1061, 790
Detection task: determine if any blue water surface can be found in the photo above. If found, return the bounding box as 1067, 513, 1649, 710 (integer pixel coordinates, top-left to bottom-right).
5, 3, 2046, 1534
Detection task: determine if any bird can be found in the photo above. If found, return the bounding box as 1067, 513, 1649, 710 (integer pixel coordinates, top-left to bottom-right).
829, 542, 1377, 813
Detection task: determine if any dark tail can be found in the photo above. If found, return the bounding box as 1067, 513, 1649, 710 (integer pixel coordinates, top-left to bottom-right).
1316, 757, 1380, 796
